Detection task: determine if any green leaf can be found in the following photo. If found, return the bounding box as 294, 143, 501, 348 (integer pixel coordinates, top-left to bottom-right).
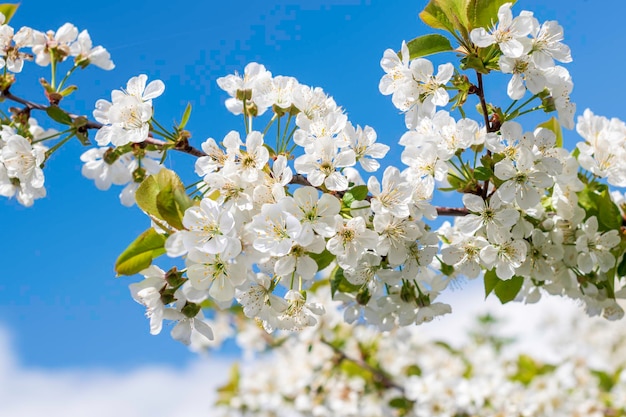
484, 269, 524, 303
591, 367, 623, 392
577, 183, 622, 232
537, 117, 563, 148
389, 397, 414, 410
179, 102, 192, 130
309, 249, 335, 271
0, 3, 19, 23
349, 185, 369, 201
58, 85, 78, 97
72, 116, 91, 146
510, 354, 556, 386
473, 166, 493, 181
406, 34, 453, 59
135, 168, 194, 230
440, 0, 471, 33
484, 268, 499, 297
114, 228, 167, 276
494, 275, 524, 303
460, 53, 490, 74
405, 364, 422, 377
421, 0, 471, 33
467, 0, 517, 31
420, 0, 456, 32
216, 364, 240, 406
156, 183, 185, 230
46, 106, 72, 125
330, 267, 361, 297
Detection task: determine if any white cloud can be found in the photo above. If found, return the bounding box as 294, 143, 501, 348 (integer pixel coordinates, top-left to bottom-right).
0, 328, 233, 417
414, 278, 586, 361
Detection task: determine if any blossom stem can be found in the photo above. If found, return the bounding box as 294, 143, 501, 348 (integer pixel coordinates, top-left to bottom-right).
516, 105, 543, 117
507, 94, 540, 119
50, 52, 58, 90
504, 99, 518, 115
32, 128, 72, 144
280, 113, 293, 152
57, 65, 79, 92
150, 118, 176, 141
44, 133, 74, 159
276, 113, 281, 152
262, 113, 277, 136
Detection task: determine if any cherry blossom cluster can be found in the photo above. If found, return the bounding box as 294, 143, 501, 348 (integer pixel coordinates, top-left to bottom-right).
576, 108, 626, 188
2, 0, 626, 354
470, 3, 574, 127
213, 289, 626, 417
117, 2, 626, 345
0, 16, 114, 74
0, 120, 52, 206
79, 74, 167, 206
80, 145, 164, 206
0, 12, 113, 205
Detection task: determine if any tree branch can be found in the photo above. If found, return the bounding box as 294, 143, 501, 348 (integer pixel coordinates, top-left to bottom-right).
0, 90, 470, 217
0, 89, 209, 158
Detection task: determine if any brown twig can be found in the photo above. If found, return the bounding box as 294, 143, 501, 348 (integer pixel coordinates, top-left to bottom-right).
1, 90, 472, 217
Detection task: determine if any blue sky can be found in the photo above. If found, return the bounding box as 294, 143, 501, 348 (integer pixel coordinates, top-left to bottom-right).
0, 0, 625, 375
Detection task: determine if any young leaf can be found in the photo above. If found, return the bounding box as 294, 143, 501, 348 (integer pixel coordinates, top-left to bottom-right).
309, 249, 335, 271
484, 269, 524, 303
577, 184, 622, 232
135, 168, 194, 229
420, 0, 456, 32
46, 106, 73, 125
0, 3, 19, 23
348, 185, 369, 201
484, 268, 499, 297
406, 34, 454, 59
473, 166, 493, 181
330, 267, 361, 297
467, 0, 517, 31
156, 183, 186, 230
494, 275, 524, 303
180, 102, 192, 130
114, 228, 167, 276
